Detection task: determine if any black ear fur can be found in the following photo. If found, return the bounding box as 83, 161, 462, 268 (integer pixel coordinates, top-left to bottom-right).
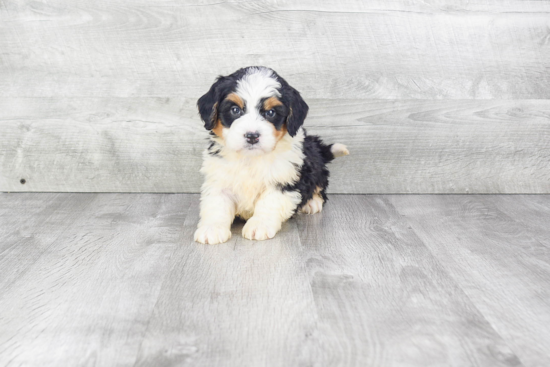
197, 76, 230, 130
285, 87, 309, 137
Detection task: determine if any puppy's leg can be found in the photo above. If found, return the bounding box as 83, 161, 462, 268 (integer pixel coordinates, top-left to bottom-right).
242, 189, 301, 241
194, 190, 235, 245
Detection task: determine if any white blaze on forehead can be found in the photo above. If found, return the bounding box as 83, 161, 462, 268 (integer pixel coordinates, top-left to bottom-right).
235, 67, 281, 109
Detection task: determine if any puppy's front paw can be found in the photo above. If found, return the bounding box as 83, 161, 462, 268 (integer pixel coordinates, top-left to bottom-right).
194, 225, 232, 245
242, 217, 279, 241
301, 194, 324, 214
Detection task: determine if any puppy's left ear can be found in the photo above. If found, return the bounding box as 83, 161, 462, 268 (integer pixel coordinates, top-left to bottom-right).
197, 76, 228, 130
285, 87, 309, 137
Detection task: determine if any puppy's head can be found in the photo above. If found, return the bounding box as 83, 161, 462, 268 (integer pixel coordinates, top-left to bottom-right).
198, 66, 308, 156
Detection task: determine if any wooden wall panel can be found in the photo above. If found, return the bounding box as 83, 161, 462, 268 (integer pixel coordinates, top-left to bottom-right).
1, 1, 549, 99
2, 98, 549, 193
1, 0, 549, 192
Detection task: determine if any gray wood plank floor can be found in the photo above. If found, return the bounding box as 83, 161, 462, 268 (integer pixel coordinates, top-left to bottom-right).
1, 193, 549, 367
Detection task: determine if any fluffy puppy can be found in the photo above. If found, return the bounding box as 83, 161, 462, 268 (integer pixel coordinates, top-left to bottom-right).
194, 66, 349, 244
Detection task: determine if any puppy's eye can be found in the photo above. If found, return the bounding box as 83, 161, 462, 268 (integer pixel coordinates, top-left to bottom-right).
231, 106, 242, 115
265, 109, 276, 118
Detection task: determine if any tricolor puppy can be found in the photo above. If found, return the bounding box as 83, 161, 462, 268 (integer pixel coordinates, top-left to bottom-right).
194, 66, 349, 244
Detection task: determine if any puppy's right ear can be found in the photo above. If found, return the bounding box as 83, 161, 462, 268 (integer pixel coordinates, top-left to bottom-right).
198, 76, 227, 130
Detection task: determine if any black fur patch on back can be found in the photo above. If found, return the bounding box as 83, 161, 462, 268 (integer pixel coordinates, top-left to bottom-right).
281, 132, 335, 210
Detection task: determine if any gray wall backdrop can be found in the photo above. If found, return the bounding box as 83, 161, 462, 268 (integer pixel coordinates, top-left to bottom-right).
1, 0, 549, 193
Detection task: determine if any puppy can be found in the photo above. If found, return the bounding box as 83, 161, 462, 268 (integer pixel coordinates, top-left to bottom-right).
194, 66, 349, 244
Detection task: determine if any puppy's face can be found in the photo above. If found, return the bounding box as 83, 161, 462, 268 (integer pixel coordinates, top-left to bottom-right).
198, 67, 308, 156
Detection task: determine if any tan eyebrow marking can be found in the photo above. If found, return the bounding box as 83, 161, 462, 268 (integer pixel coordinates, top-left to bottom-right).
225, 93, 244, 109
263, 96, 283, 110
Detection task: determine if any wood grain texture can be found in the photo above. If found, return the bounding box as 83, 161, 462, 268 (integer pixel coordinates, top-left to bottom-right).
1, 0, 549, 99
134, 200, 319, 367
2, 0, 550, 193
2, 98, 549, 193
390, 195, 550, 367
3, 193, 547, 366
0, 97, 205, 192
0, 193, 192, 366
295, 195, 521, 367
0, 193, 96, 290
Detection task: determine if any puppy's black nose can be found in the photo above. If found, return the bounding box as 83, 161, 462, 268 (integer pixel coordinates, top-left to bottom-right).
245, 132, 260, 145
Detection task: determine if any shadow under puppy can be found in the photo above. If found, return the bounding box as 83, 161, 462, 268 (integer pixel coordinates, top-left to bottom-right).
195, 66, 349, 244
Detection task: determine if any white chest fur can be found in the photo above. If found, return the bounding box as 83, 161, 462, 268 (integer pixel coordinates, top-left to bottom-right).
200, 131, 304, 219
